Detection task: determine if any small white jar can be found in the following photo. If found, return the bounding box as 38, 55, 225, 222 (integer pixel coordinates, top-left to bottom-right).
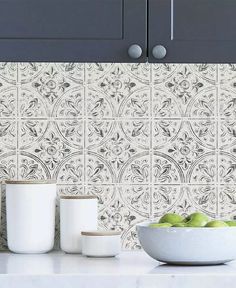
81, 231, 121, 257
60, 195, 98, 253
6, 180, 57, 254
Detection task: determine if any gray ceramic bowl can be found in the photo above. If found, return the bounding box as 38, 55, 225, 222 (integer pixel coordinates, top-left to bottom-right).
137, 221, 236, 265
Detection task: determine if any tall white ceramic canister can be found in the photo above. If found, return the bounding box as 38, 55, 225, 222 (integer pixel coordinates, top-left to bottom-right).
60, 195, 98, 253
6, 180, 57, 254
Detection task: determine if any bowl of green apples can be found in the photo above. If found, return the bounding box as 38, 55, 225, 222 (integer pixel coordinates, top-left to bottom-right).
136, 212, 236, 265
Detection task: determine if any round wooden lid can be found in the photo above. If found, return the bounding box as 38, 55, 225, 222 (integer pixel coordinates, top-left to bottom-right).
5, 180, 56, 185
60, 195, 97, 200
81, 231, 121, 236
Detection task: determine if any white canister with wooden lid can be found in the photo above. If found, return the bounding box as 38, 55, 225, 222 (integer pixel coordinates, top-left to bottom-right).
60, 195, 98, 253
81, 231, 121, 257
6, 180, 57, 254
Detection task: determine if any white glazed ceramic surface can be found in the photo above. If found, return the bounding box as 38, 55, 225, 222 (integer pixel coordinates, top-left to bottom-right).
137, 221, 236, 265
6, 182, 57, 254
82, 234, 121, 257
60, 197, 98, 253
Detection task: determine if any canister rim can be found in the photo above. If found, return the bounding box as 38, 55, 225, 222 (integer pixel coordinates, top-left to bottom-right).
5, 180, 56, 185
81, 231, 121, 236
60, 195, 97, 200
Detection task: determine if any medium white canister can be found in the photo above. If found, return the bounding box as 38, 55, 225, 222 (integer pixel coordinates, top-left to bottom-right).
60, 195, 98, 253
6, 180, 57, 254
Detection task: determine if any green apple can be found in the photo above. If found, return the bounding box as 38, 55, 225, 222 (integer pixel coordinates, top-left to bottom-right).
159, 213, 184, 225
205, 220, 229, 228
225, 220, 236, 227
185, 212, 209, 227
172, 222, 187, 227
149, 222, 172, 228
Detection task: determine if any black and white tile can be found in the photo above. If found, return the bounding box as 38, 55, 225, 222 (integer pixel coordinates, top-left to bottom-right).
0, 63, 235, 249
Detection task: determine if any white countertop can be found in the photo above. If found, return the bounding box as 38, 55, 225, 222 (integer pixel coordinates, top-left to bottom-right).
0, 251, 235, 288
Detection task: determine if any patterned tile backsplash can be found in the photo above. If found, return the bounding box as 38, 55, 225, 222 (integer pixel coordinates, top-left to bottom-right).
0, 63, 236, 249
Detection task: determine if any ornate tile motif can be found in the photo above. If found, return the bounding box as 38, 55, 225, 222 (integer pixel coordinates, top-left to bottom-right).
152, 152, 183, 184
152, 88, 181, 118
152, 185, 217, 218
18, 63, 48, 84
19, 88, 49, 118
0, 63, 17, 84
219, 120, 236, 150
86, 185, 115, 212
152, 120, 182, 149
85, 63, 113, 84
89, 64, 148, 117
0, 63, 235, 250
19, 152, 50, 180
0, 120, 17, 151
152, 185, 182, 216
119, 88, 151, 118
189, 64, 217, 84
98, 189, 149, 249
0, 185, 7, 249
56, 63, 84, 84
219, 186, 236, 217
118, 185, 151, 217
152, 64, 178, 84
87, 89, 114, 119
0, 153, 16, 181
21, 123, 78, 173
219, 64, 236, 88
219, 152, 236, 184
86, 152, 115, 184
219, 89, 236, 119
119, 153, 150, 184
122, 63, 150, 84
54, 153, 84, 184
0, 88, 17, 118
171, 186, 217, 218
52, 87, 84, 119
164, 65, 206, 106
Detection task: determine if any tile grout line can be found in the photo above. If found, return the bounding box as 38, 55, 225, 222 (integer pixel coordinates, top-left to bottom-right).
83, 63, 87, 193
149, 64, 153, 219
10, 117, 222, 121
0, 116, 226, 121
56, 183, 230, 186
216, 64, 220, 218
16, 63, 20, 180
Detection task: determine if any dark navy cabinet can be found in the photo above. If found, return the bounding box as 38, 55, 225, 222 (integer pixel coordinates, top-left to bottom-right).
149, 0, 236, 63
1, 0, 236, 62
0, 0, 146, 62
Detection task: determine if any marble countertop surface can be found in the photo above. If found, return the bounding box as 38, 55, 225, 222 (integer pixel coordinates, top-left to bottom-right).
0, 251, 235, 288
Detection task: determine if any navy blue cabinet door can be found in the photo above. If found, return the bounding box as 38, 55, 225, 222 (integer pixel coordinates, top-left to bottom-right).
149, 0, 236, 63
0, 0, 146, 62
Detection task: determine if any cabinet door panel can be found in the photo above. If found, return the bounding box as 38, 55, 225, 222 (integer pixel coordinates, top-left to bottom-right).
0, 0, 122, 39
0, 0, 147, 62
174, 0, 236, 41
149, 0, 236, 63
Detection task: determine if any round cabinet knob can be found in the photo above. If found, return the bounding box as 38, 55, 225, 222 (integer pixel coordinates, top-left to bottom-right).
128, 44, 142, 59
152, 45, 167, 59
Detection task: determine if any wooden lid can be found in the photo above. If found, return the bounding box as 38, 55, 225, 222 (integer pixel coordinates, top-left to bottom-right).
60, 195, 97, 200
81, 231, 121, 236
5, 180, 56, 185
